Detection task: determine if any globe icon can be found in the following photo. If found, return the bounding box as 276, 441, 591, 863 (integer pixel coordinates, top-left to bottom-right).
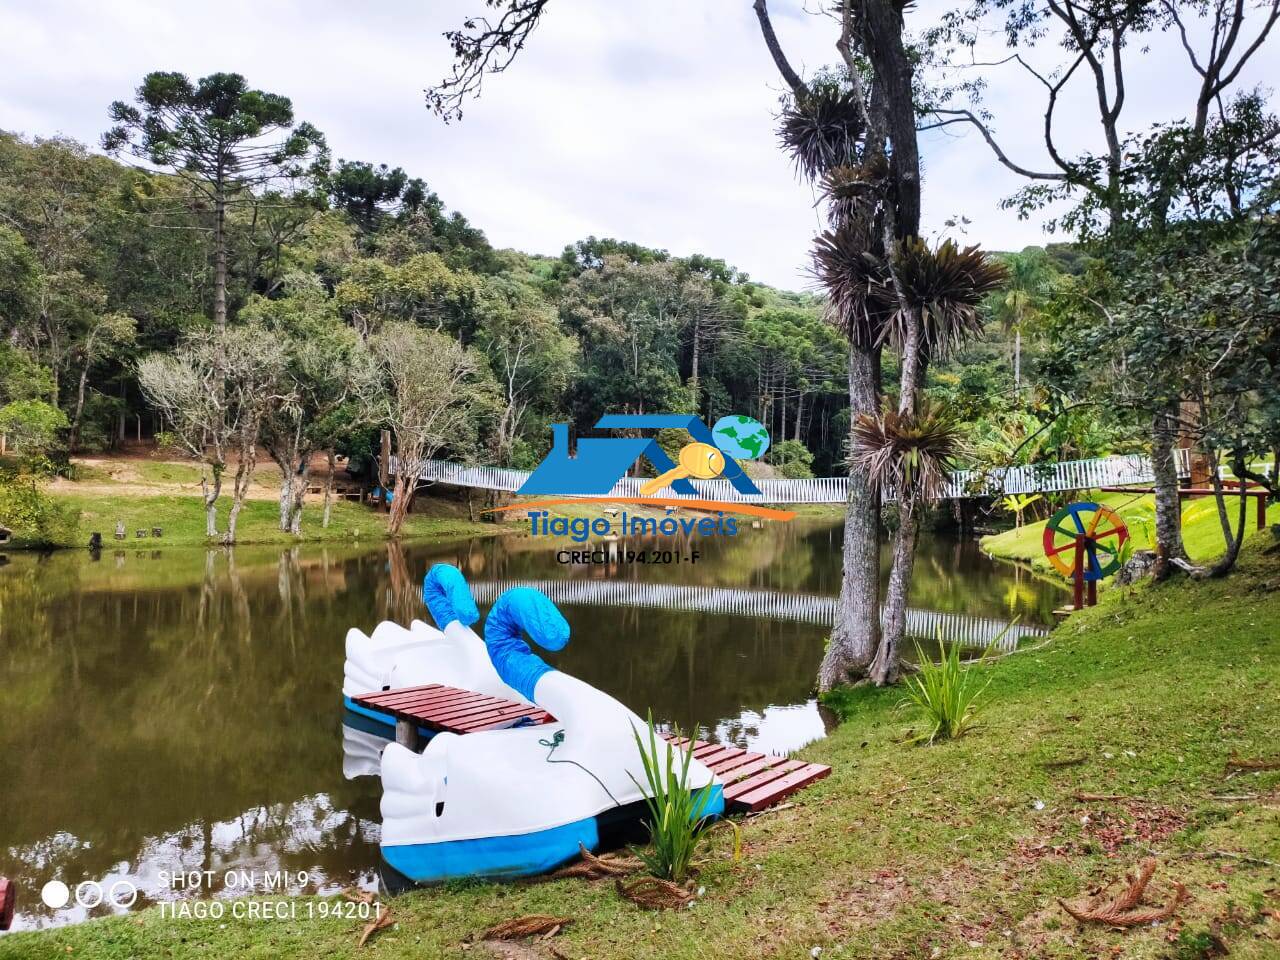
712, 414, 770, 461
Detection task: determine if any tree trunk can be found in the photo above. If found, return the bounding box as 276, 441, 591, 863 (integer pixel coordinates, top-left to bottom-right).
322, 447, 336, 529
859, 0, 922, 239
873, 500, 919, 686
818, 345, 882, 691
387, 474, 411, 537
201, 468, 222, 538
277, 463, 294, 532
1150, 403, 1188, 579
287, 463, 310, 536
1202, 438, 1235, 554
1203, 449, 1251, 578
897, 308, 923, 415
1013, 328, 1022, 390
70, 362, 90, 451
224, 444, 256, 546
213, 190, 228, 330
690, 318, 701, 406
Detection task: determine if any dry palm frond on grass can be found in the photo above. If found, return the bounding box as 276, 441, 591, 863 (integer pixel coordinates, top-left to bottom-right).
357, 909, 395, 947
1225, 755, 1280, 771
1058, 857, 1188, 927
615, 875, 696, 910
340, 888, 394, 948
850, 399, 964, 503
481, 915, 572, 940
778, 81, 865, 181
551, 843, 644, 880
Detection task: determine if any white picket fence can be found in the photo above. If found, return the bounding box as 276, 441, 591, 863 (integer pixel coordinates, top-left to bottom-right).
469, 579, 1046, 650
393, 449, 1191, 505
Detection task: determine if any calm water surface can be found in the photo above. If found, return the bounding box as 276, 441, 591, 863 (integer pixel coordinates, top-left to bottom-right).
0, 519, 1062, 929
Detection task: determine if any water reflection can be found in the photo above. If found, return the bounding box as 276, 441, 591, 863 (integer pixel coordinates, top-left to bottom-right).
0, 520, 1062, 929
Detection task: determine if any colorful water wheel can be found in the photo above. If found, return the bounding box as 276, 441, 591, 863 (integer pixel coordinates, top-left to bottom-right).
1042, 502, 1129, 582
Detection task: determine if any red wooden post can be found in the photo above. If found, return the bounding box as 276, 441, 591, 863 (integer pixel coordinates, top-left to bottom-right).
1258, 490, 1266, 531
1072, 536, 1085, 611
1087, 579, 1098, 607
0, 876, 15, 931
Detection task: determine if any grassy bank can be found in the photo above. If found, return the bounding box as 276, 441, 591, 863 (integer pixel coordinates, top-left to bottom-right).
3, 453, 840, 549
0, 454, 503, 548
47, 490, 496, 548
982, 489, 1280, 577
3, 542, 1277, 958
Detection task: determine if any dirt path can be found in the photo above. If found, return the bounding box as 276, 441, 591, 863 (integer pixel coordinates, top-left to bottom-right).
53, 456, 294, 501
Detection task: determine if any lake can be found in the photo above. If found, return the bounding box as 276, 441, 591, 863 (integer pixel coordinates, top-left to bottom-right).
0, 518, 1063, 930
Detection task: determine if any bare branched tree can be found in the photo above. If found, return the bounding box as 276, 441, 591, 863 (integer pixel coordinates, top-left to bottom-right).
138, 324, 291, 543
425, 1, 552, 122
371, 322, 489, 536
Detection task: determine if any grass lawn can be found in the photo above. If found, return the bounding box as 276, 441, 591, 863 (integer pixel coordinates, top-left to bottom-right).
0, 452, 505, 548
50, 490, 497, 548
2, 543, 1277, 959
981, 490, 1280, 577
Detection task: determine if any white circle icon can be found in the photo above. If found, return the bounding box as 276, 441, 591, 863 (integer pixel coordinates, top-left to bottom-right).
40, 880, 70, 909
108, 880, 138, 908
75, 880, 104, 908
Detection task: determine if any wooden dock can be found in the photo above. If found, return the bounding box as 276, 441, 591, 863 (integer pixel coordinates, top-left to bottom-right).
349, 683, 830, 813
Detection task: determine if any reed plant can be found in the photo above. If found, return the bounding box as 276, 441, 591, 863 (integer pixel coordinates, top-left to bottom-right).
902, 629, 1004, 744
629, 713, 717, 883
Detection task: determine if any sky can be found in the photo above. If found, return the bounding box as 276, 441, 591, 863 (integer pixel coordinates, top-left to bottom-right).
0, 0, 1276, 290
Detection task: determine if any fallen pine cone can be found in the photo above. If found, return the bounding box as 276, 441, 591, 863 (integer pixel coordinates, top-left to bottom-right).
1059, 857, 1188, 927
615, 876, 695, 910
482, 915, 572, 940
551, 843, 643, 880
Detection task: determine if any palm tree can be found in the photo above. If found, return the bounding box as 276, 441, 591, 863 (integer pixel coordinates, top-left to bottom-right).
991, 249, 1051, 391
860, 241, 1006, 686
776, 68, 903, 692
890, 238, 1009, 408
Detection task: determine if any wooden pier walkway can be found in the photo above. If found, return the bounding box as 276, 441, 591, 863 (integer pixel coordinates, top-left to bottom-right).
392, 448, 1195, 503
350, 683, 830, 813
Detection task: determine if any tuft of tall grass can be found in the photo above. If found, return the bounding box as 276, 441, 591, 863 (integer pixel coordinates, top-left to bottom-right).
628, 712, 717, 883
902, 628, 1005, 744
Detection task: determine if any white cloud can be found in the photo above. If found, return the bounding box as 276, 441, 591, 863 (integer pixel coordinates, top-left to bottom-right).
0, 0, 1275, 289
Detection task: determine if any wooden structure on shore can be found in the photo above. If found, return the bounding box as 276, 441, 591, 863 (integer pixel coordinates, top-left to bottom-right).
1101, 479, 1271, 532
350, 683, 831, 814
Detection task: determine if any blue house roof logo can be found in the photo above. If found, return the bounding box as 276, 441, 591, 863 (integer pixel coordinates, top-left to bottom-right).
518, 414, 764, 497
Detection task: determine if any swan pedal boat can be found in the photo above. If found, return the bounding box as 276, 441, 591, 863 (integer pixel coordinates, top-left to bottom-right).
342, 568, 724, 885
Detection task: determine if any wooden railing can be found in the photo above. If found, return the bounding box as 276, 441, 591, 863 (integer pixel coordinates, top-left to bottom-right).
390, 448, 1192, 504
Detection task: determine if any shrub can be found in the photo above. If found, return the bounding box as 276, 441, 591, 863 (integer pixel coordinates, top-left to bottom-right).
0, 471, 80, 547
771, 439, 815, 479
0, 399, 68, 459
901, 631, 1002, 744
629, 712, 717, 883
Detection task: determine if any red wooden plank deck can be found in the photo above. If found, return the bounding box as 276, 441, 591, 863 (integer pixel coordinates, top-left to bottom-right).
351, 684, 555, 734
350, 685, 830, 813
663, 737, 831, 813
